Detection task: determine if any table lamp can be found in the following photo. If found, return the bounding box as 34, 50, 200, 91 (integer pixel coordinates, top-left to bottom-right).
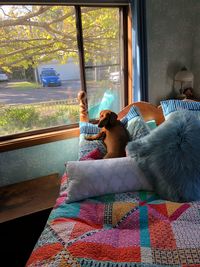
174, 67, 194, 95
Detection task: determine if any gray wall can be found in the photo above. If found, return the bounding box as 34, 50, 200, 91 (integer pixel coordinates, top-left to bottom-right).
146, 0, 200, 104
0, 138, 79, 186
192, 4, 200, 95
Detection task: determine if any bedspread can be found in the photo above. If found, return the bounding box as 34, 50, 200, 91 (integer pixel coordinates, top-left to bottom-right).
26, 174, 200, 267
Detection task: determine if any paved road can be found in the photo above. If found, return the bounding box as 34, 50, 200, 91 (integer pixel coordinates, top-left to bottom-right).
0, 81, 82, 105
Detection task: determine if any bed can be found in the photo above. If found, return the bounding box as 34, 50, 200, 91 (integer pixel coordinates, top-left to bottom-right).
26, 92, 200, 267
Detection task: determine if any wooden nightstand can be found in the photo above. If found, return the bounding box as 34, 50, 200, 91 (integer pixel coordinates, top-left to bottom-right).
0, 173, 61, 267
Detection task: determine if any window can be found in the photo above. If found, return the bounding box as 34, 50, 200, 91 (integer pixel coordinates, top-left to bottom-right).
0, 2, 129, 144
81, 7, 123, 119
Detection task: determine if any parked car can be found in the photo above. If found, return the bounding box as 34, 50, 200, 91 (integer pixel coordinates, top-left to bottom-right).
40, 68, 61, 87
109, 71, 120, 83
0, 70, 9, 82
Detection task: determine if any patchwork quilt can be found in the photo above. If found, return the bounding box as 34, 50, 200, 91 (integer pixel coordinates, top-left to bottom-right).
26, 174, 200, 267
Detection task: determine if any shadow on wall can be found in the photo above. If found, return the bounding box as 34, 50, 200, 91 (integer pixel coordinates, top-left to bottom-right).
156, 61, 196, 104
0, 137, 79, 187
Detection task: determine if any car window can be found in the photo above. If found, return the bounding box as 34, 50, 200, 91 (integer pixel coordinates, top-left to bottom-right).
41, 71, 57, 76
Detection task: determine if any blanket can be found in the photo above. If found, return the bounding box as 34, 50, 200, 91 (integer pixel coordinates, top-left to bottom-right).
26, 174, 200, 267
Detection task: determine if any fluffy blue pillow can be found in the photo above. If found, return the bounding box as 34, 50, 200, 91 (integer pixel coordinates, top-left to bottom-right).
126, 110, 200, 202
161, 99, 200, 119
79, 106, 150, 160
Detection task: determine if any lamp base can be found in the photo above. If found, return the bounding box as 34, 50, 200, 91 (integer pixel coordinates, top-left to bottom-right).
176, 94, 186, 100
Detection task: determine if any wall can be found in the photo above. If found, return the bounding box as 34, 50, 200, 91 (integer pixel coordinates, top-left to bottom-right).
146, 0, 200, 104
0, 137, 79, 187
192, 3, 200, 98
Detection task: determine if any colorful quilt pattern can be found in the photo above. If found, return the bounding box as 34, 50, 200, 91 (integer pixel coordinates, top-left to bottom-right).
26, 174, 200, 267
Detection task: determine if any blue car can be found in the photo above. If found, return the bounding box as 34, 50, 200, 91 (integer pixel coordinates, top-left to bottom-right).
40, 68, 62, 87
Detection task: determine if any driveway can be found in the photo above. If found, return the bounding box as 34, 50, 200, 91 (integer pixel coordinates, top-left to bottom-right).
0, 80, 82, 105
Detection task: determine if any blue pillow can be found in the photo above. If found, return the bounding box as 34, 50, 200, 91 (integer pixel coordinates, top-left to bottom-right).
161, 99, 200, 119
79, 106, 150, 160
126, 110, 200, 202
79, 122, 107, 159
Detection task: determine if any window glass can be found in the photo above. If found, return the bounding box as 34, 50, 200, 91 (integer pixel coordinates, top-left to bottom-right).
0, 5, 80, 137
81, 7, 123, 119
0, 5, 124, 138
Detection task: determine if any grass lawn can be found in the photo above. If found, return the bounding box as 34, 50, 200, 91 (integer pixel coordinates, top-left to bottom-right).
5, 81, 41, 90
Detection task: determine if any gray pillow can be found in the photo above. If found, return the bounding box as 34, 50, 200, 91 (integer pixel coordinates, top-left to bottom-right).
65, 157, 152, 203
126, 110, 200, 202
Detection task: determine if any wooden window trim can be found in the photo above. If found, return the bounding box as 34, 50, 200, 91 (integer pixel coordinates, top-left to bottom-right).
127, 5, 133, 104
0, 127, 80, 152
121, 6, 128, 107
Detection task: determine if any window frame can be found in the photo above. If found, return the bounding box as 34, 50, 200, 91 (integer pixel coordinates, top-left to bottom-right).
0, 1, 132, 152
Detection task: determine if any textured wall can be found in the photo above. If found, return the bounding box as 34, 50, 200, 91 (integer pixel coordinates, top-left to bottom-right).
0, 138, 79, 186
146, 0, 200, 104
192, 2, 200, 98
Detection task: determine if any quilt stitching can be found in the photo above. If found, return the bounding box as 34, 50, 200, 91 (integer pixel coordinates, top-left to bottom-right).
27, 189, 200, 267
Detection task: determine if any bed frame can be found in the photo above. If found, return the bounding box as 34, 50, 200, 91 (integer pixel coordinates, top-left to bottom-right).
78, 91, 165, 125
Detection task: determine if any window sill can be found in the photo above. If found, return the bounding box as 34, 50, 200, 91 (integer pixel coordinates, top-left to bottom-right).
0, 127, 80, 152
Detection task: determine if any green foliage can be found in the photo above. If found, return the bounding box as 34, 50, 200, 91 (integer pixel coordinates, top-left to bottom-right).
0, 106, 39, 134
0, 6, 119, 72
0, 104, 80, 136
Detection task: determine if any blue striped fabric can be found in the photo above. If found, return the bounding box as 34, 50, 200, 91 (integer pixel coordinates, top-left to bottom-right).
80, 122, 100, 135
121, 106, 140, 125
161, 100, 200, 118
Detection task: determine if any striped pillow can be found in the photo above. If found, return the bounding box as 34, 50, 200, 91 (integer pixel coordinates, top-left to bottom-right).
78, 106, 150, 160
161, 100, 200, 119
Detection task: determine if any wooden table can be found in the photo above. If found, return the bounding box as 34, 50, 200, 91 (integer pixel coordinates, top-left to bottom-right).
0, 173, 60, 223
0, 173, 61, 267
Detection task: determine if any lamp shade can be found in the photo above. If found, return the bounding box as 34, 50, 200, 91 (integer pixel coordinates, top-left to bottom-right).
174, 67, 194, 83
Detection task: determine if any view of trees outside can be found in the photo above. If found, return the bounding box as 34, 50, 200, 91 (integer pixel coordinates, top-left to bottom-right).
81, 7, 121, 119
0, 5, 122, 136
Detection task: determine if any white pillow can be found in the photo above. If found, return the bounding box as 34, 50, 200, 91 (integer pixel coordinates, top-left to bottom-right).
65, 157, 152, 203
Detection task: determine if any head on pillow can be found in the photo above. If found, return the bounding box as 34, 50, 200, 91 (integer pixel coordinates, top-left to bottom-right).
126, 110, 200, 202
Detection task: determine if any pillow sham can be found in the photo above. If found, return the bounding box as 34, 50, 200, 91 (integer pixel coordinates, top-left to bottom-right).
160, 99, 200, 119
79, 122, 107, 160
79, 106, 150, 160
126, 110, 200, 202
65, 157, 153, 203
122, 106, 150, 141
